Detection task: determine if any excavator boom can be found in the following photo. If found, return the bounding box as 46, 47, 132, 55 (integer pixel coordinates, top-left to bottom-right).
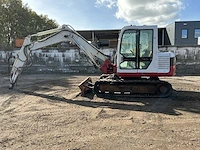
9, 25, 113, 89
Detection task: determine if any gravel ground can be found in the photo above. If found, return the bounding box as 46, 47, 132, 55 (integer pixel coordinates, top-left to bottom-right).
0, 74, 200, 150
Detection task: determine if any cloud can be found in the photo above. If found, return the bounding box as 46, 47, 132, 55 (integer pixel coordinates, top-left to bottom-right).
116, 0, 183, 26
95, 0, 116, 8
96, 0, 183, 26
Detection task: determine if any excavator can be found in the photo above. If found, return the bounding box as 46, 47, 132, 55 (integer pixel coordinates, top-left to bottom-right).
9, 24, 176, 97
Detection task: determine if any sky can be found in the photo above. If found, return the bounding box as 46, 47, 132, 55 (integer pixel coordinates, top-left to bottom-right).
21, 0, 200, 30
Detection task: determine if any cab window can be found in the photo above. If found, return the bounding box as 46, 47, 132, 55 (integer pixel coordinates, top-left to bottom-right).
120, 30, 137, 58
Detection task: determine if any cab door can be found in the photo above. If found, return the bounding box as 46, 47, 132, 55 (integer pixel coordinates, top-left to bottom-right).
138, 29, 153, 70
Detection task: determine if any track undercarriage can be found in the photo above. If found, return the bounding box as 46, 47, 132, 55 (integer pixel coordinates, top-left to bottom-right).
79, 75, 172, 98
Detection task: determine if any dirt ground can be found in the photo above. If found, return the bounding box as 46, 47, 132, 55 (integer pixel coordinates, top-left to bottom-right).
0, 73, 200, 150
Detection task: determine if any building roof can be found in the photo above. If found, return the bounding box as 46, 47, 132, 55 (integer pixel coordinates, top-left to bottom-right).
77, 29, 120, 41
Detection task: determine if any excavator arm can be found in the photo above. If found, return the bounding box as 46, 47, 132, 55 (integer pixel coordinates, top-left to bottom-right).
9, 25, 113, 89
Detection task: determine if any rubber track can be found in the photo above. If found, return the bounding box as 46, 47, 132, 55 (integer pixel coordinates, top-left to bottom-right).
94, 78, 172, 98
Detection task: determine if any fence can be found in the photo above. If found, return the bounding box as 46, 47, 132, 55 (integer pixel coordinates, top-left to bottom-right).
1, 46, 200, 75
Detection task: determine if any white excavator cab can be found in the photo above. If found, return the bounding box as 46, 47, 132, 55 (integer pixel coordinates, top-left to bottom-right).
116, 25, 175, 78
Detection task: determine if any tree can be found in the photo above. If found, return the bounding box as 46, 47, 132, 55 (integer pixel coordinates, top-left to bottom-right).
0, 0, 58, 50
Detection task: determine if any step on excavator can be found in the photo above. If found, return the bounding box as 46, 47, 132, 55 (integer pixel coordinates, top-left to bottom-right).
9, 24, 176, 98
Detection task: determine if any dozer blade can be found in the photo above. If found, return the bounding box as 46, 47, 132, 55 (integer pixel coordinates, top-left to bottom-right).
78, 77, 93, 96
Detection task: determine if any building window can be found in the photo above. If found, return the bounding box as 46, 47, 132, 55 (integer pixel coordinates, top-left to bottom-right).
182, 29, 188, 38
194, 29, 200, 38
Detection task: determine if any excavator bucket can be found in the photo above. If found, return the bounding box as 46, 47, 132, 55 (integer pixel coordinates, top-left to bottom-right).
78, 77, 93, 96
